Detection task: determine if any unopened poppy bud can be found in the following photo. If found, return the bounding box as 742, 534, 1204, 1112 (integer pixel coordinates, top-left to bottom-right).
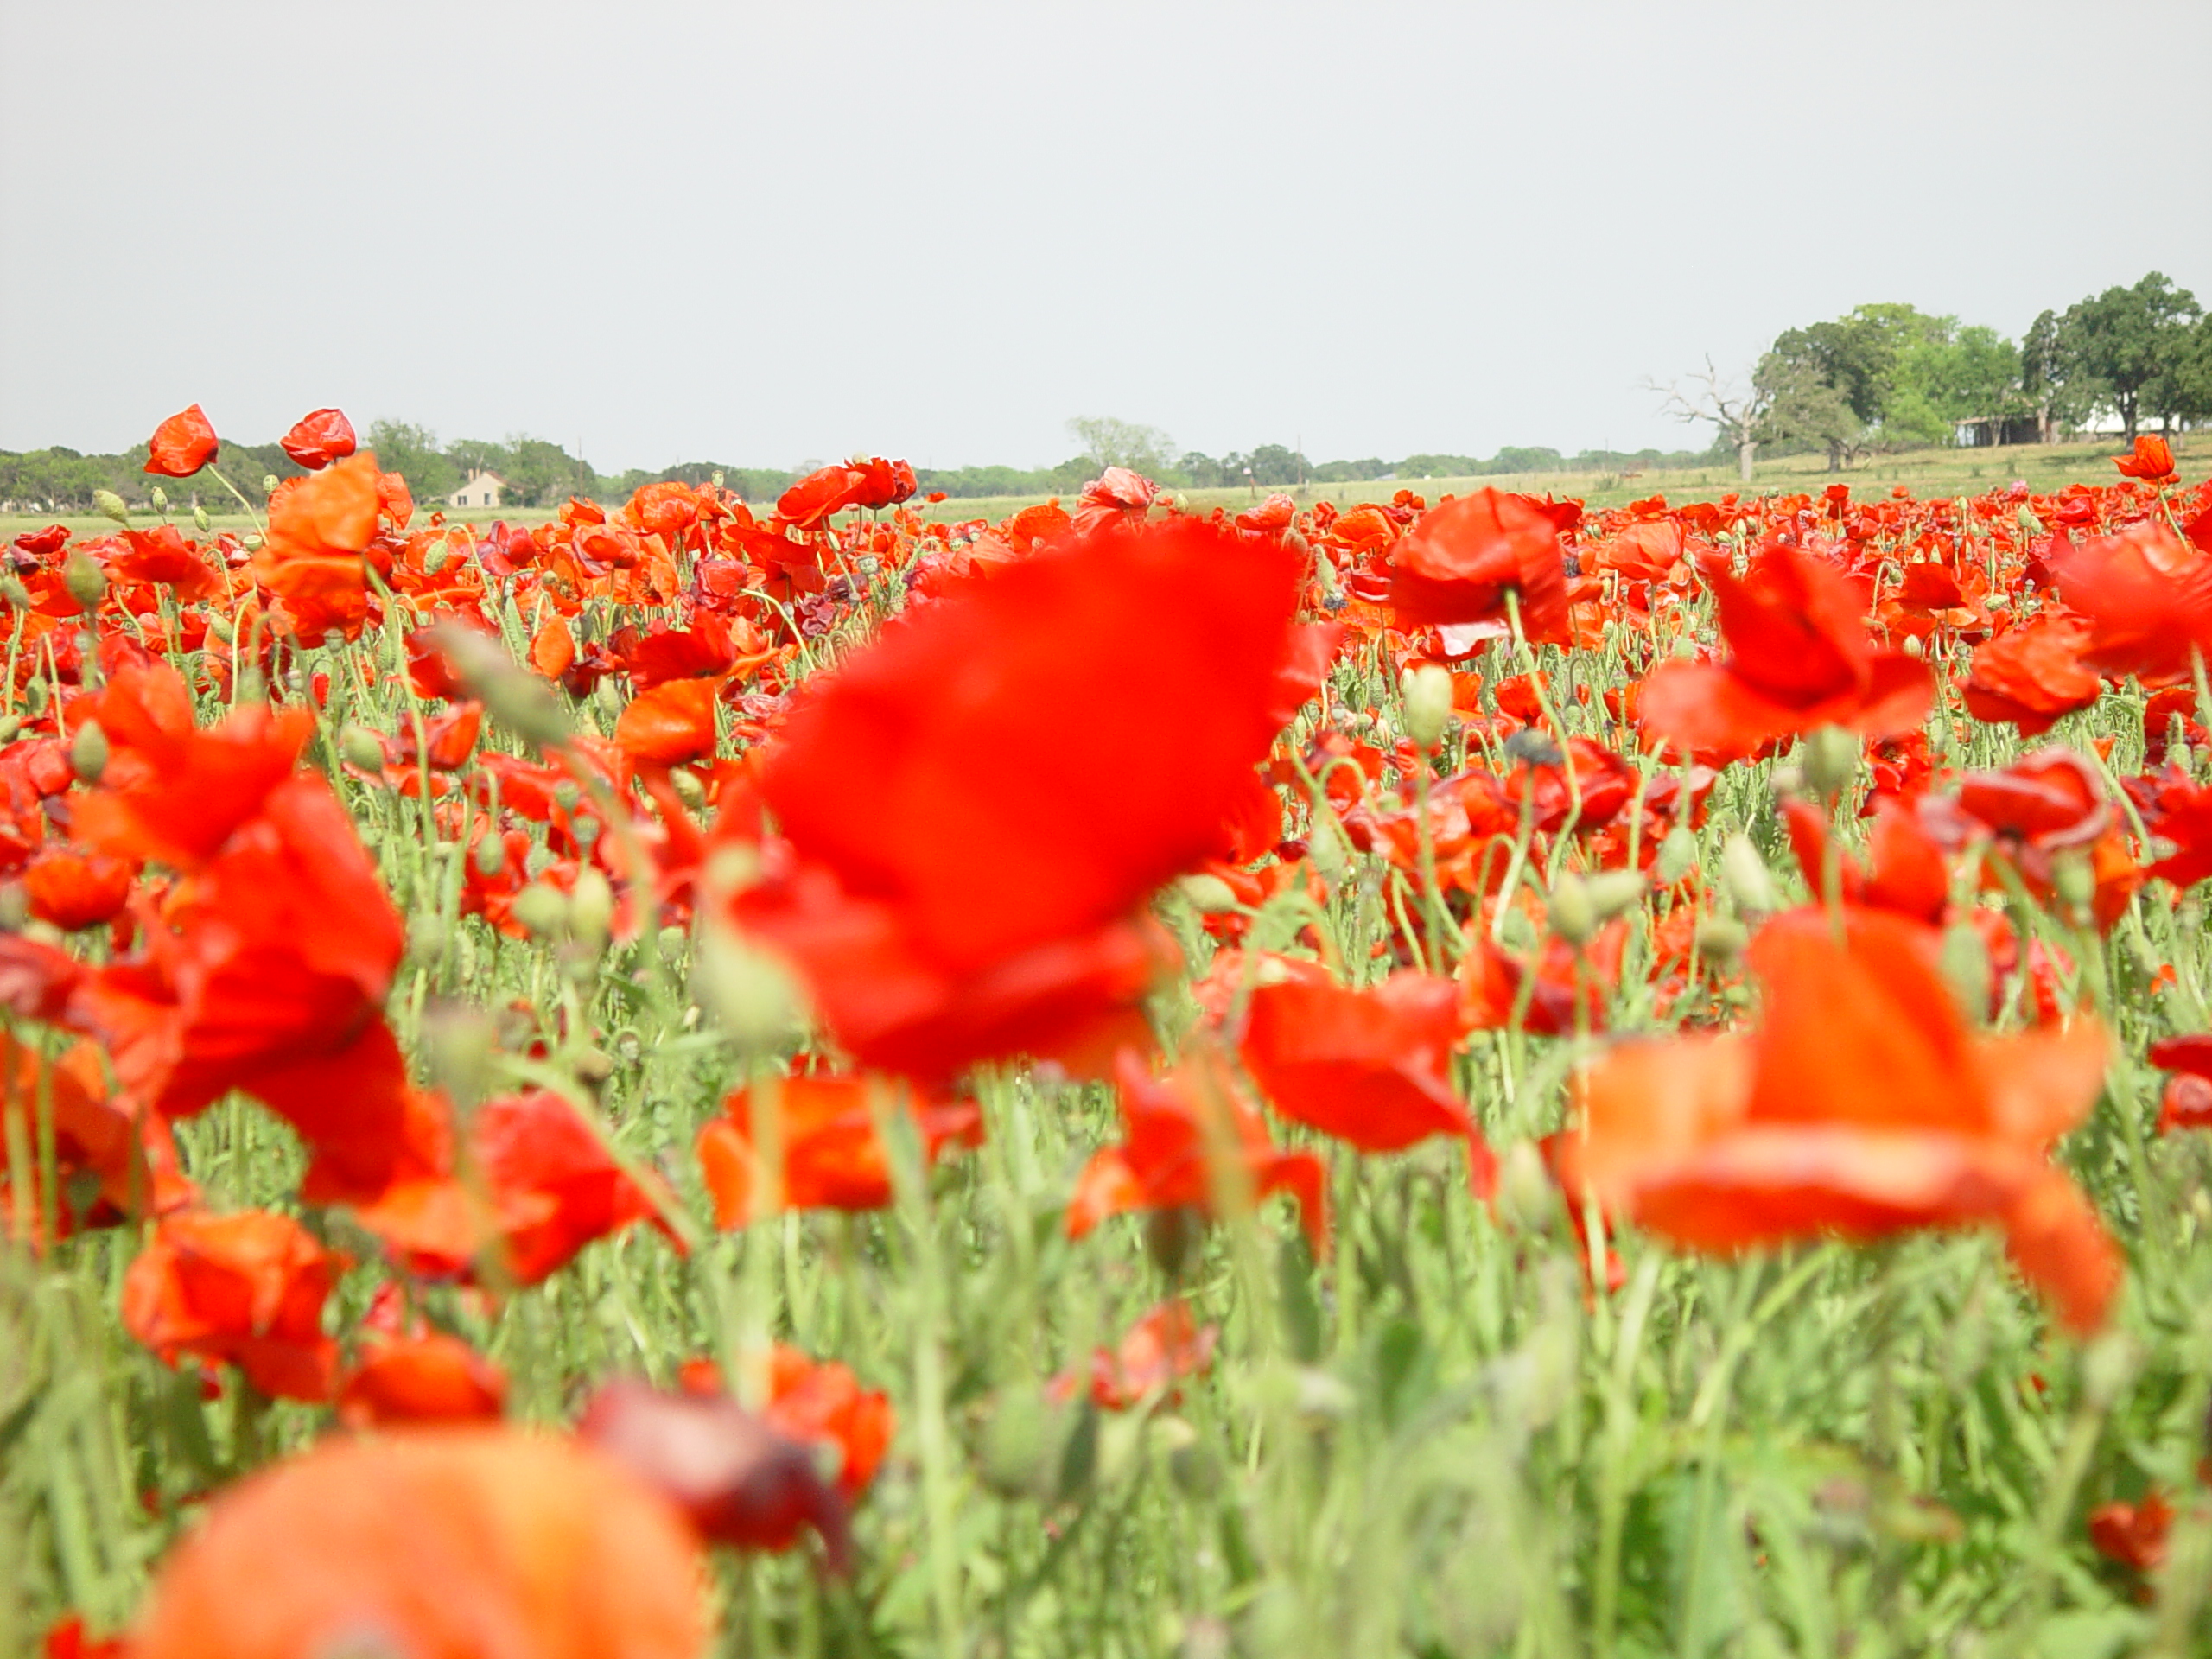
193, 503, 210, 533
406, 912, 448, 963
1903, 634, 1925, 659
1581, 870, 1646, 923
423, 539, 449, 575
69, 719, 108, 784
338, 724, 386, 773
0, 715, 19, 745
149, 486, 168, 512
569, 866, 615, 949
1802, 726, 1860, 799
2053, 854, 2096, 918
669, 767, 706, 812
1656, 824, 1698, 885
1719, 834, 1777, 916
1694, 915, 1749, 965
433, 624, 572, 751
1939, 922, 1990, 1020
1494, 1139, 1560, 1234
92, 489, 130, 526
1306, 820, 1350, 885
2081, 1331, 2139, 1412
695, 923, 809, 1058
0, 882, 27, 931
473, 836, 505, 877
1547, 872, 1597, 946
1165, 1421, 1224, 1500
1176, 873, 1239, 914
234, 665, 266, 704
0, 576, 29, 609
978, 1387, 1056, 1499
510, 881, 569, 938
1401, 664, 1454, 751
657, 924, 689, 964
63, 552, 107, 612
1669, 634, 1697, 661
206, 613, 234, 643
242, 532, 264, 552
423, 1002, 498, 1109
261, 474, 278, 494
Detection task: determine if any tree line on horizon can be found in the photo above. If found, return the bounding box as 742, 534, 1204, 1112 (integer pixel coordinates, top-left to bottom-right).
1663, 270, 2211, 479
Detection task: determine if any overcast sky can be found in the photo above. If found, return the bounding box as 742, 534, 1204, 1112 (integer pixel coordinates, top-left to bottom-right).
3, 0, 2208, 474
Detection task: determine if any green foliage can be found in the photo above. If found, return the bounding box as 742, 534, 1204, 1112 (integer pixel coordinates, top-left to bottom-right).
2033, 273, 2203, 442
1066, 416, 1177, 476
363, 419, 458, 503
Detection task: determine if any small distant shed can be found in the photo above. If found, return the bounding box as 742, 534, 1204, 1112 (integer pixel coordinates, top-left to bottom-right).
447, 470, 506, 510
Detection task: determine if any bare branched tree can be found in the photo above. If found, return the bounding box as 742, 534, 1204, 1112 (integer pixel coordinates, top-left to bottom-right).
1643, 359, 1768, 484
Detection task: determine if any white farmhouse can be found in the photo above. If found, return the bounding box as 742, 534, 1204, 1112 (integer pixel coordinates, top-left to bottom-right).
447, 470, 506, 510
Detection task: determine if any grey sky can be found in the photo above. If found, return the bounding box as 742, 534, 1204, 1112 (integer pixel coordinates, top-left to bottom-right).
4, 0, 2209, 474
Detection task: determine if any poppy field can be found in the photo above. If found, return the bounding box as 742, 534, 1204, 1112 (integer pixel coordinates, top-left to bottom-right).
8, 404, 2212, 1658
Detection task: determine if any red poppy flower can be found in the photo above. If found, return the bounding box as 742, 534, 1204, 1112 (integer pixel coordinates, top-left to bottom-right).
121, 1209, 342, 1401
0, 1034, 194, 1239
132, 1428, 706, 1659
1778, 796, 1950, 926
1068, 467, 1160, 536
473, 1090, 678, 1284
102, 524, 223, 602
1961, 617, 2101, 735
615, 676, 721, 768
760, 1344, 894, 1498
41, 1615, 128, 1659
578, 1381, 854, 1571
696, 1074, 981, 1226
1638, 546, 1931, 761
776, 464, 867, 531
1554, 907, 2120, 1333
2088, 1491, 2173, 1572
143, 404, 219, 477
2111, 434, 2177, 482
22, 846, 135, 931
729, 515, 1305, 1081
2050, 520, 2212, 683
1071, 1298, 1218, 1411
338, 1333, 509, 1427
1236, 971, 1478, 1156
277, 407, 358, 470
254, 452, 382, 636
1066, 1047, 1327, 1251
1388, 488, 1571, 645
2141, 773, 2212, 888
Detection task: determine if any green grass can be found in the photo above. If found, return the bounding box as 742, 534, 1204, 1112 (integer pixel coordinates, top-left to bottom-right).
4, 482, 2212, 1656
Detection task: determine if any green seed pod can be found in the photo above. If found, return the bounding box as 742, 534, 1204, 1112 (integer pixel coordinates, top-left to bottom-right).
2052, 854, 2096, 918
406, 912, 449, 964
1547, 872, 1597, 947
1656, 824, 1698, 885
149, 486, 168, 512
1719, 834, 1777, 916
474, 836, 505, 877
422, 539, 450, 575
978, 1387, 1055, 1500
69, 719, 109, 784
569, 866, 615, 950
693, 923, 808, 1058
338, 724, 387, 773
0, 576, 29, 610
234, 666, 267, 704
433, 623, 571, 750
63, 552, 107, 613
1581, 870, 1646, 923
1400, 663, 1454, 751
1694, 914, 1749, 966
0, 882, 28, 931
261, 474, 278, 494
1493, 1139, 1560, 1235
193, 503, 211, 533
92, 489, 130, 526
1939, 921, 1990, 1020
669, 767, 707, 811
1802, 726, 1860, 799
1175, 873, 1239, 915
509, 881, 569, 939
422, 1002, 498, 1110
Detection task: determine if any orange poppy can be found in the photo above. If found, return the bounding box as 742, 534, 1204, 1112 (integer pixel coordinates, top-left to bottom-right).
22, 846, 135, 931
1637, 545, 1931, 761
143, 404, 219, 477
253, 451, 382, 636
0, 1033, 194, 1240
277, 407, 357, 470
1236, 971, 1477, 1155
696, 1074, 981, 1225
760, 1344, 894, 1498
121, 1209, 342, 1401
1554, 907, 2120, 1333
1961, 616, 2102, 735
131, 1428, 706, 1659
1066, 1047, 1327, 1252
2111, 434, 2177, 482
338, 1332, 509, 1427
615, 677, 721, 768
1387, 487, 1571, 645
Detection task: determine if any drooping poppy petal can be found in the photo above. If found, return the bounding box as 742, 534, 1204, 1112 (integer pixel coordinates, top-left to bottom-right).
143, 405, 219, 478
121, 1209, 341, 1401
338, 1333, 508, 1427
1236, 972, 1476, 1154
277, 407, 358, 470
615, 677, 721, 768
696, 1074, 980, 1225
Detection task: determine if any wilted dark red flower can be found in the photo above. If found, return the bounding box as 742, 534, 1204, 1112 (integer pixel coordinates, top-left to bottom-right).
122, 1209, 342, 1400
143, 405, 219, 477
278, 407, 358, 470
1388, 488, 1571, 645
1637, 545, 1931, 760
578, 1381, 854, 1571
1554, 907, 2119, 1333
132, 1428, 706, 1659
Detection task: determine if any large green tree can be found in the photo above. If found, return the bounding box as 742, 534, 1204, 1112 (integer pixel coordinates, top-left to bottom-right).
2031, 272, 2202, 444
